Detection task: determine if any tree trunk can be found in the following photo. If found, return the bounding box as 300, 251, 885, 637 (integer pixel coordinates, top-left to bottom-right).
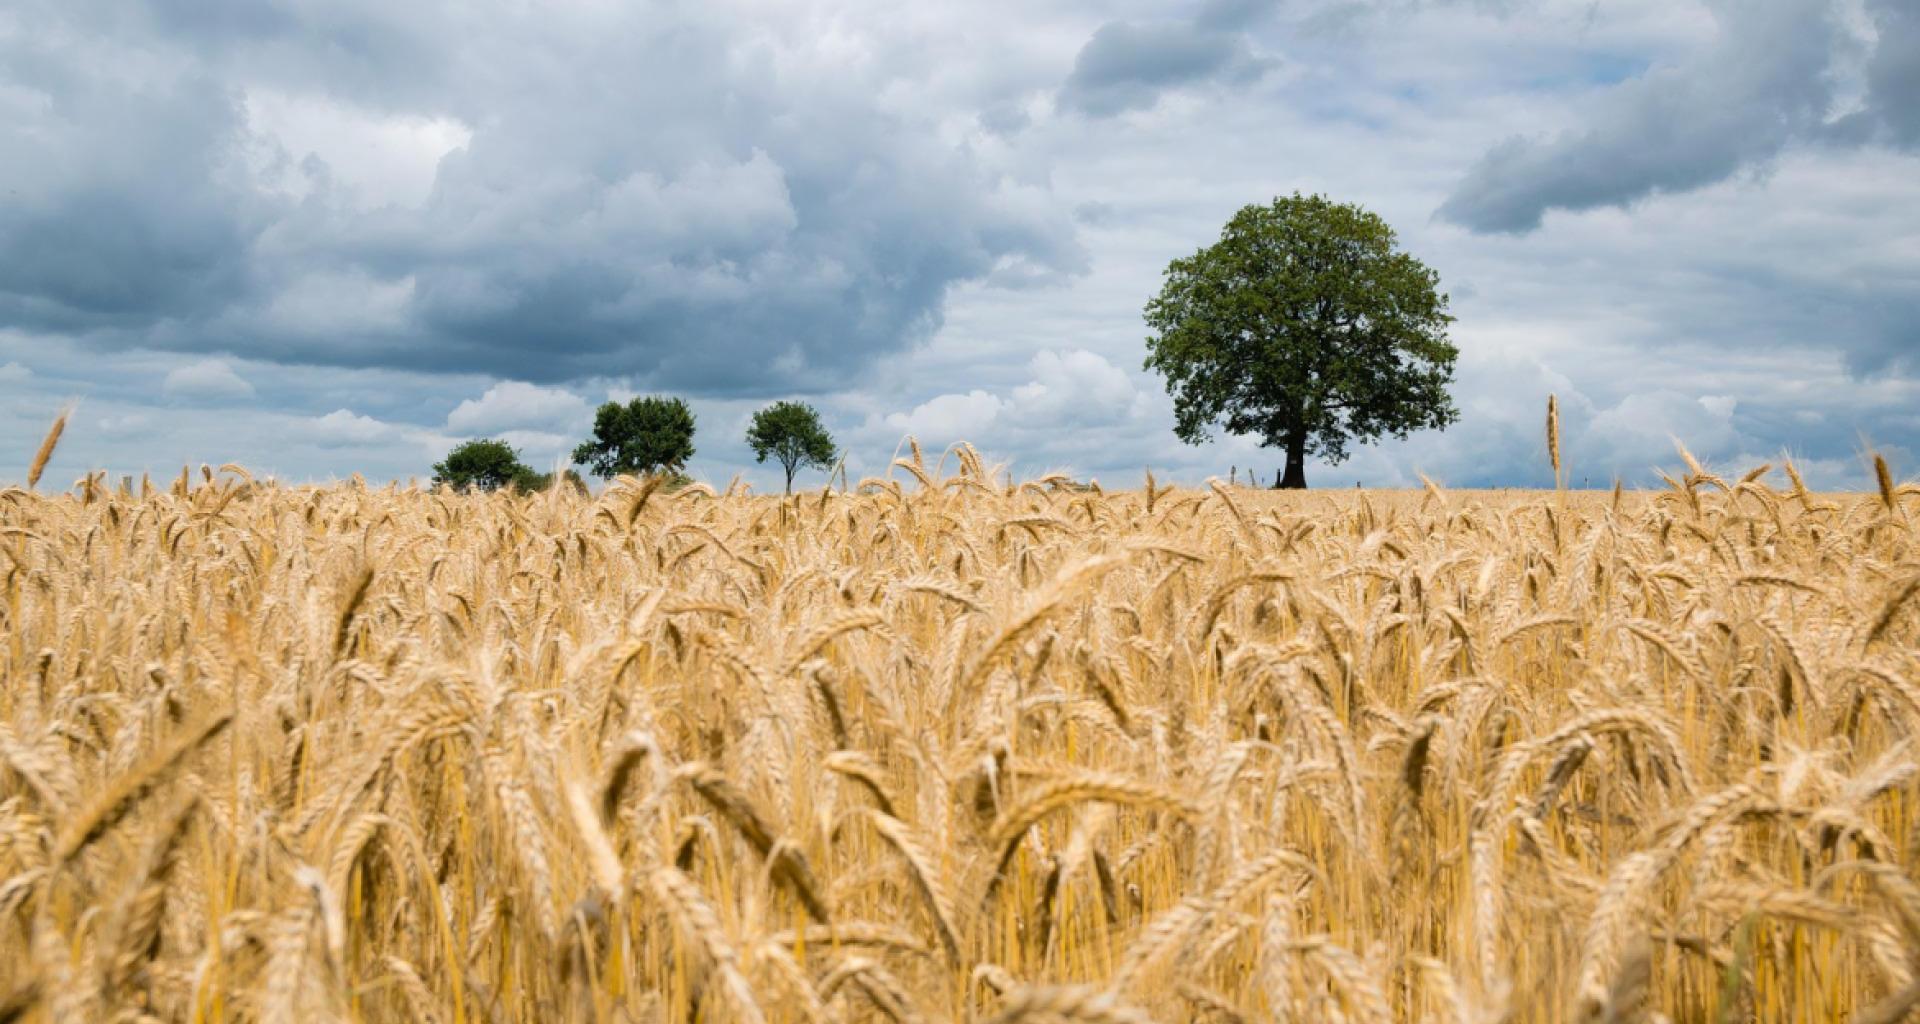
1276, 427, 1307, 489
783, 463, 796, 494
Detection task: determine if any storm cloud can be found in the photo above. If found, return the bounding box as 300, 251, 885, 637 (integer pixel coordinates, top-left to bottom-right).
0, 0, 1086, 390
1058, 19, 1270, 117
1863, 0, 1920, 146
1436, 0, 1919, 234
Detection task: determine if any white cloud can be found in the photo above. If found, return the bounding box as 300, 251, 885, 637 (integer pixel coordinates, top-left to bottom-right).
97, 413, 151, 439
243, 90, 472, 208
162, 359, 255, 401
878, 348, 1148, 445
499, 430, 574, 469
881, 390, 1005, 443
309, 409, 393, 447
1697, 394, 1738, 419
1005, 348, 1146, 426
0, 361, 29, 383
861, 349, 1170, 479
1589, 391, 1742, 469
445, 381, 591, 435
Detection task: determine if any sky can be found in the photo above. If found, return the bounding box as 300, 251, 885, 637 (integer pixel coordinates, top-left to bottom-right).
1, 0, 1916, 491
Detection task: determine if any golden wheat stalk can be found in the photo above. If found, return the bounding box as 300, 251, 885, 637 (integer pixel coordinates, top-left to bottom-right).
1546, 393, 1560, 487
25, 408, 68, 490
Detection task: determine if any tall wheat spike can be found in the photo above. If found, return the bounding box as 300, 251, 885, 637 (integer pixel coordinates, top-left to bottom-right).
1546, 393, 1561, 488
25, 408, 68, 490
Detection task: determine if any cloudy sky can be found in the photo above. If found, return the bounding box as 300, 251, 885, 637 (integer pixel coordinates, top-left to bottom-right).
2, 0, 1915, 491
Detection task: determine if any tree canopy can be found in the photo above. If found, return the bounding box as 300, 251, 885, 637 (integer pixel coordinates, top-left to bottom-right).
434, 439, 585, 493
1143, 193, 1458, 488
433, 439, 543, 492
571, 396, 696, 479
517, 467, 589, 494
746, 400, 838, 493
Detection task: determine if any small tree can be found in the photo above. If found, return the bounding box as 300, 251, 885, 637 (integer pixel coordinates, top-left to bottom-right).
433, 439, 535, 492
746, 400, 838, 493
572, 396, 696, 479
511, 466, 589, 494
1143, 193, 1459, 489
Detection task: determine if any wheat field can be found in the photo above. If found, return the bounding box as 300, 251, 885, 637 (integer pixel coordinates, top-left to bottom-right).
3, 441, 1919, 1024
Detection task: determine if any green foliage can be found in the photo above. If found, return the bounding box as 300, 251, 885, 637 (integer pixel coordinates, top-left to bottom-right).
1143, 192, 1458, 488
433, 439, 536, 492
746, 400, 838, 493
511, 466, 589, 494
434, 439, 587, 493
572, 396, 697, 479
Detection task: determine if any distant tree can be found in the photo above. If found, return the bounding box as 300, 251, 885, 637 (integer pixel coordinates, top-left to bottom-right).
572, 396, 697, 479
433, 439, 535, 492
510, 466, 589, 494
1143, 193, 1459, 489
746, 400, 838, 493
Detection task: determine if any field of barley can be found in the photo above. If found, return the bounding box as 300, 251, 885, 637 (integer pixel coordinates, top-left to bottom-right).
2, 445, 1919, 1024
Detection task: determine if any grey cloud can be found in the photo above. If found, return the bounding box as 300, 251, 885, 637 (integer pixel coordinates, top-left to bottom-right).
121, 0, 453, 112
1058, 20, 1269, 118
1848, 293, 1920, 377
1865, 0, 1920, 146
1072, 201, 1119, 227
1194, 0, 1271, 31
1437, 0, 1841, 234
0, 51, 269, 332
0, 0, 1086, 392
979, 102, 1032, 137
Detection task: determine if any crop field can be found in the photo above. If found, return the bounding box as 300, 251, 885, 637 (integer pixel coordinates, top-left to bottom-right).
2, 446, 1919, 1024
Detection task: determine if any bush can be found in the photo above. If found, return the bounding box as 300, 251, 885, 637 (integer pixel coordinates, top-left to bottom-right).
433, 439, 533, 492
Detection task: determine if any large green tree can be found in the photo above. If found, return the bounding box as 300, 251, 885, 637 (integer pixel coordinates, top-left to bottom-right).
572, 396, 696, 479
1143, 193, 1458, 489
746, 400, 837, 493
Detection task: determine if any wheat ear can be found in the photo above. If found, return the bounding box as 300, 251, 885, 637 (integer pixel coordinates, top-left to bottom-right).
25, 408, 68, 490
1546, 394, 1561, 487
648, 866, 767, 1024
55, 709, 232, 863
105, 794, 200, 994
860, 808, 963, 963
983, 983, 1161, 1024
983, 772, 1200, 905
